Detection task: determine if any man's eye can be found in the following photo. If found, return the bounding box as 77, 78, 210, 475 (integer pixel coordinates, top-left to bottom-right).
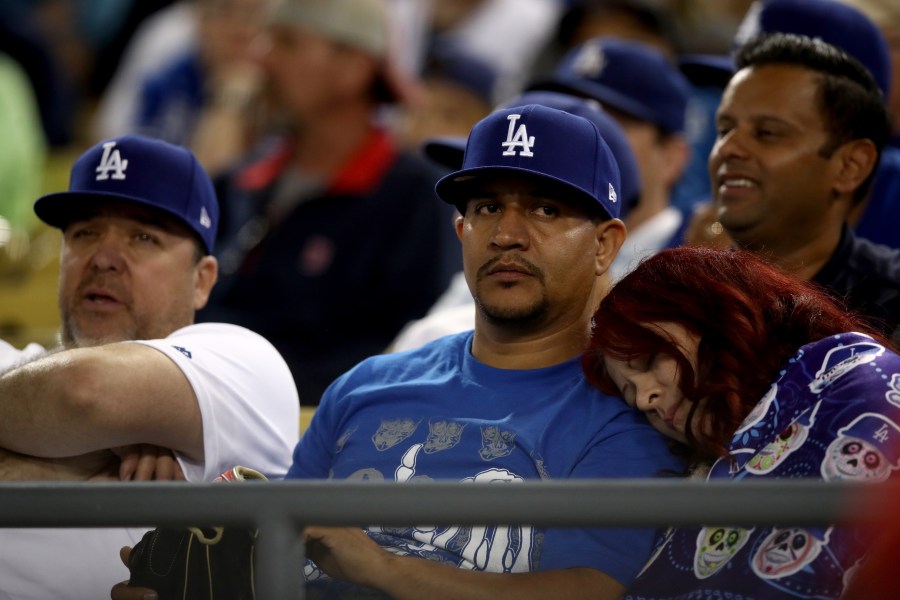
70, 228, 96, 239
475, 203, 499, 214
135, 233, 159, 244
536, 206, 558, 216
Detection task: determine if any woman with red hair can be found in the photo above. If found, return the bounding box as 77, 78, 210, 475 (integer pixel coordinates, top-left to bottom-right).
582, 246, 900, 599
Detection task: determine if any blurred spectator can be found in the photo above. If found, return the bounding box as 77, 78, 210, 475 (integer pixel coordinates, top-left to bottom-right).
0, 2, 80, 147
670, 54, 734, 215
528, 36, 692, 281
431, 0, 565, 101
0, 53, 46, 261
555, 0, 682, 59
132, 0, 273, 176
395, 43, 498, 152
199, 0, 462, 405
91, 1, 196, 141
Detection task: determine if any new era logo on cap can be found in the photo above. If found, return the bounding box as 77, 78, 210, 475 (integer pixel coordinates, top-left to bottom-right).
34, 135, 220, 253
435, 104, 621, 220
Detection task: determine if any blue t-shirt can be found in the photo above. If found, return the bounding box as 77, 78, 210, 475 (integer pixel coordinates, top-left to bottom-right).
289, 331, 685, 587
624, 332, 900, 600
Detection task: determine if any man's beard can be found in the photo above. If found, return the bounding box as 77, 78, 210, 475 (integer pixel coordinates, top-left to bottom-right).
475, 294, 549, 328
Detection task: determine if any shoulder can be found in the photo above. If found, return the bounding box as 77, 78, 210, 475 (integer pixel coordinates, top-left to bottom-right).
838, 230, 900, 283
336, 332, 470, 385
793, 332, 900, 395
133, 323, 289, 370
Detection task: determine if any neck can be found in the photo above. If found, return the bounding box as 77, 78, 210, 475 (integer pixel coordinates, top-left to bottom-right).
470, 279, 608, 370
732, 223, 843, 281
470, 319, 592, 370
290, 103, 378, 177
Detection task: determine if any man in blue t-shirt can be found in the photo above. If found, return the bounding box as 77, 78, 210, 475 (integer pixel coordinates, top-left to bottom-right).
289, 103, 685, 600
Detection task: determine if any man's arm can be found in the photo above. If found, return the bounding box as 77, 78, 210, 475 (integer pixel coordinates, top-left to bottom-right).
0, 447, 119, 481
305, 526, 626, 600
0, 343, 203, 460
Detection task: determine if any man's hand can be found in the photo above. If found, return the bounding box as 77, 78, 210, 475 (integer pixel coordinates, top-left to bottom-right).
304, 526, 394, 588
113, 445, 185, 481
110, 547, 158, 600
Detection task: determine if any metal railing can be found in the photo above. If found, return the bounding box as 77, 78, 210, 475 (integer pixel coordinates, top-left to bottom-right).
0, 479, 891, 599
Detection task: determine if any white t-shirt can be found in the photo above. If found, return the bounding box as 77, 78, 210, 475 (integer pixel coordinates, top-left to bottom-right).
0, 340, 45, 372
0, 323, 300, 600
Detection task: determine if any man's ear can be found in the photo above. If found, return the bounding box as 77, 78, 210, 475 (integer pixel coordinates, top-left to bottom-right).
595, 218, 627, 276
830, 139, 878, 198
455, 214, 465, 241
193, 255, 219, 310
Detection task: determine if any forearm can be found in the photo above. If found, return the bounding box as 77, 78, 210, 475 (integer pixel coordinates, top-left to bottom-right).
371, 555, 623, 600
306, 526, 624, 600
0, 447, 119, 481
0, 344, 202, 458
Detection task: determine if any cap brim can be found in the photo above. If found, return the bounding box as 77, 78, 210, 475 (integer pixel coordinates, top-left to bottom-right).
678, 54, 734, 88
422, 136, 466, 170
34, 190, 207, 249
435, 165, 613, 220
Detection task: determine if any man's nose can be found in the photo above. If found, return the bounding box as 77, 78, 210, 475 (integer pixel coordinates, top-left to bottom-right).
88, 234, 127, 272
490, 209, 529, 250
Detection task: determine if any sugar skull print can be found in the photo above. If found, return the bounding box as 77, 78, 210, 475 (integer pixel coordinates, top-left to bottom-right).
821, 413, 900, 482
693, 526, 754, 578
751, 527, 826, 579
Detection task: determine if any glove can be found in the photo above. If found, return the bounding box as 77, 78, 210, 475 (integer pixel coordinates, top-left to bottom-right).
126, 466, 267, 600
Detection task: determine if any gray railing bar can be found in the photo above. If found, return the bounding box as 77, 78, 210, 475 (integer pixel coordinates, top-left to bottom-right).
0, 479, 891, 599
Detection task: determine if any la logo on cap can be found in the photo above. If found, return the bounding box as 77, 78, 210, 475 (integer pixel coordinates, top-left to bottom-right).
95, 141, 128, 181
502, 114, 535, 157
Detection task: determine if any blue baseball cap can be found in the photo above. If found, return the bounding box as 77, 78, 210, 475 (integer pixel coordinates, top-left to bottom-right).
528, 36, 691, 135
34, 135, 219, 253
422, 135, 467, 170
435, 104, 622, 220
498, 91, 641, 218
735, 0, 891, 98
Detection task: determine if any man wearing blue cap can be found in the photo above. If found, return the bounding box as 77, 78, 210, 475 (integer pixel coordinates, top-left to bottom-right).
277, 105, 684, 599
0, 135, 299, 598
389, 90, 643, 352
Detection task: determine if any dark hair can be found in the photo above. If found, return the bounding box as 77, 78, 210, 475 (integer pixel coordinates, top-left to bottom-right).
582, 246, 892, 462
735, 33, 890, 203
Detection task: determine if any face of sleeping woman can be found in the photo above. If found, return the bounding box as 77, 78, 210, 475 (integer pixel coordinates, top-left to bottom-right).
603, 321, 706, 444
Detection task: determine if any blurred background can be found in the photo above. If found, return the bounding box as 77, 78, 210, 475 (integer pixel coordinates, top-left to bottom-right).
0, 0, 757, 351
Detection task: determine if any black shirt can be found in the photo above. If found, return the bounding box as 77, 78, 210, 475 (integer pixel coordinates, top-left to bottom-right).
813, 224, 900, 340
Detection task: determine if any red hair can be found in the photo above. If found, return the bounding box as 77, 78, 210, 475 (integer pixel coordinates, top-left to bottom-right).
582, 247, 892, 462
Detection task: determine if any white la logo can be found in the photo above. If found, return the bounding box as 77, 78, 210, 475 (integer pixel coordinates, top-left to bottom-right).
199, 206, 212, 229
95, 141, 128, 181
501, 114, 535, 157
609, 183, 617, 203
